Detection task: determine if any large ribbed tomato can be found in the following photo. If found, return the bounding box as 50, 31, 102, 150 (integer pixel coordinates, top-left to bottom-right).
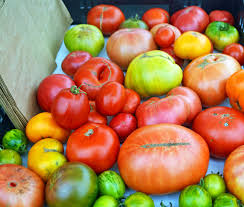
118, 124, 210, 194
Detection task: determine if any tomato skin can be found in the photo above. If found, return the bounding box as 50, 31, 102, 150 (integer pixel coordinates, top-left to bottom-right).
66, 123, 120, 173
161, 46, 184, 67
223, 43, 244, 65
124, 192, 155, 207
193, 106, 244, 159
51, 88, 90, 130
37, 74, 75, 112
87, 4, 125, 35
209, 10, 235, 25
154, 27, 175, 48
61, 51, 92, 76
0, 164, 44, 207
96, 82, 126, 116
109, 113, 137, 143
121, 89, 141, 114
88, 101, 107, 125
142, 8, 169, 29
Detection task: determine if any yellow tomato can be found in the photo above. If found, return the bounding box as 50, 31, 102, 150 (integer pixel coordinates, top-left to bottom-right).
27, 138, 67, 182
174, 31, 212, 60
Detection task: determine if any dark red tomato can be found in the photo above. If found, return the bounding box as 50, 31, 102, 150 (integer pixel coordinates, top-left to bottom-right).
192, 106, 244, 159
223, 43, 244, 65
66, 123, 120, 173
87, 4, 125, 35
61, 51, 92, 76
142, 8, 169, 29
209, 10, 235, 25
121, 88, 141, 114
37, 74, 75, 112
154, 27, 175, 48
88, 101, 107, 125
96, 81, 126, 116
51, 86, 90, 130
109, 113, 137, 143
161, 46, 184, 67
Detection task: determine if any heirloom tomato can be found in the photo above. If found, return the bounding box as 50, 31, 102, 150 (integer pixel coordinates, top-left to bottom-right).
121, 88, 141, 114
209, 10, 235, 25
88, 101, 107, 125
223, 43, 244, 65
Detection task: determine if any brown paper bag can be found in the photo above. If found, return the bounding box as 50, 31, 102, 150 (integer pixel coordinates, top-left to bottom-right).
0, 0, 72, 130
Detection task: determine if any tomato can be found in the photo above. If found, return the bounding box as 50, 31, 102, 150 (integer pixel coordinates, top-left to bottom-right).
106, 28, 157, 69
142, 8, 169, 29
51, 86, 90, 130
213, 193, 240, 207
95, 81, 126, 116
179, 185, 212, 207
161, 46, 184, 67
120, 15, 148, 30
37, 74, 75, 112
183, 53, 241, 106
109, 113, 137, 143
209, 10, 235, 25
0, 149, 22, 165
98, 170, 126, 199
66, 123, 120, 173
61, 51, 92, 76
124, 192, 155, 207
154, 27, 175, 48
93, 195, 119, 207
88, 101, 107, 125
171, 6, 209, 33
46, 162, 98, 207
223, 43, 244, 65
74, 57, 124, 100
118, 124, 210, 194
224, 145, 244, 203
121, 88, 141, 114
25, 112, 70, 143
0, 164, 44, 207
87, 4, 125, 35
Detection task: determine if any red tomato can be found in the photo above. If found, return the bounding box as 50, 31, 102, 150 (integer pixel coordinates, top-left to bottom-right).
66, 123, 120, 173
171, 6, 209, 33
96, 81, 126, 116
51, 86, 90, 130
118, 124, 210, 194
192, 106, 244, 159
74, 57, 124, 100
109, 113, 137, 143
142, 8, 169, 29
223, 43, 244, 65
121, 88, 141, 114
209, 10, 235, 25
88, 101, 107, 125
154, 27, 175, 48
161, 46, 184, 67
0, 164, 44, 207
87, 4, 125, 35
37, 74, 75, 112
61, 51, 92, 76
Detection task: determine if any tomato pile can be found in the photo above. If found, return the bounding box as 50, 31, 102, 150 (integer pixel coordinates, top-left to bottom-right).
1, 4, 244, 207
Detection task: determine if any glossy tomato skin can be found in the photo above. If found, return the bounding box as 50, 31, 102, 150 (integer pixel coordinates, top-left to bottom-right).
121, 89, 141, 114
74, 57, 124, 100
0, 164, 44, 207
109, 113, 137, 143
193, 106, 244, 159
142, 8, 169, 29
66, 123, 120, 173
88, 101, 107, 125
61, 51, 92, 76
118, 124, 210, 194
87, 4, 125, 35
51, 88, 90, 130
37, 74, 75, 112
161, 46, 184, 67
154, 27, 175, 48
171, 6, 209, 33
209, 10, 235, 25
223, 43, 244, 65
96, 81, 126, 116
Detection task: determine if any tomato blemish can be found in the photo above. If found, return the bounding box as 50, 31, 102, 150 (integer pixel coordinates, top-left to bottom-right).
141, 142, 190, 148
8, 181, 17, 188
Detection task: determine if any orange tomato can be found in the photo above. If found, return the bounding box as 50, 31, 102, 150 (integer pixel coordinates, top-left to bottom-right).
25, 112, 70, 143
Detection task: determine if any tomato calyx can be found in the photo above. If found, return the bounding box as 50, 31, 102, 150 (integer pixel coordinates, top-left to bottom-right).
197, 55, 226, 69
43, 148, 59, 153
141, 142, 190, 148
70, 85, 87, 95
84, 129, 94, 136
160, 201, 173, 207
139, 53, 174, 63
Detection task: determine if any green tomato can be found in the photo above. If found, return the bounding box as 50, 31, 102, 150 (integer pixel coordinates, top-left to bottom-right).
202, 174, 226, 199
2, 129, 27, 154
125, 50, 183, 97
179, 185, 212, 207
214, 193, 240, 207
205, 21, 239, 51
93, 195, 118, 207
124, 192, 155, 207
0, 149, 22, 165
120, 16, 148, 30
64, 24, 104, 57
98, 170, 125, 199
